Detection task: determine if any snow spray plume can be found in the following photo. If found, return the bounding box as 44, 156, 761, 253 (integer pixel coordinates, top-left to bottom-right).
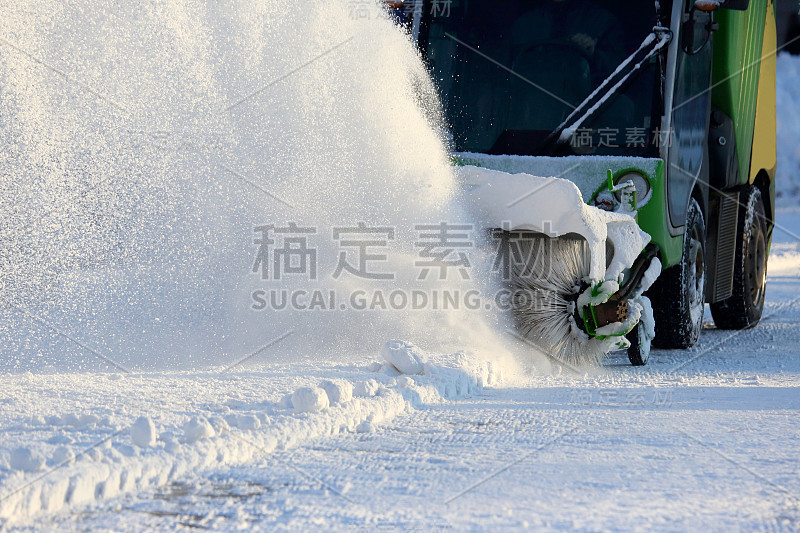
0, 1, 527, 374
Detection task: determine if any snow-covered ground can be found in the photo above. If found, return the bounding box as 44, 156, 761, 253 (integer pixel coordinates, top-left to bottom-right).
2, 208, 800, 531
1, 215, 799, 531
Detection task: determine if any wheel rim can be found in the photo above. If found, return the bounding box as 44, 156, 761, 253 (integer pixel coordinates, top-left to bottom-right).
746, 225, 766, 307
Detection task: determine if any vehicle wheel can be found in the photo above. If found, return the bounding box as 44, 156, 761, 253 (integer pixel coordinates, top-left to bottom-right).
649, 198, 705, 349
710, 187, 767, 329
627, 322, 649, 366
627, 297, 655, 366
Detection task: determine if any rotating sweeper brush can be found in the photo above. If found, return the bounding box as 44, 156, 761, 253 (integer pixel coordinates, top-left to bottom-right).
504, 231, 660, 366
507, 235, 594, 364
460, 165, 662, 366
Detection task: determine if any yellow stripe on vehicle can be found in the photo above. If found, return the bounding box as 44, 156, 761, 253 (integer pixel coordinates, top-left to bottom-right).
749, 0, 777, 182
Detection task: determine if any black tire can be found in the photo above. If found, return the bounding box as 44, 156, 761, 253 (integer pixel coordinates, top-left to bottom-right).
710, 187, 768, 329
649, 198, 706, 349
627, 322, 649, 366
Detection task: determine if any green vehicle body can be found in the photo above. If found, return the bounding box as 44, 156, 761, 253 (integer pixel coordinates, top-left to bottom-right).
414, 0, 777, 306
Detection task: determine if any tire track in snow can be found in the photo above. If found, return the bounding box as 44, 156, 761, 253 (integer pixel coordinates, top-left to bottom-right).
0, 350, 503, 524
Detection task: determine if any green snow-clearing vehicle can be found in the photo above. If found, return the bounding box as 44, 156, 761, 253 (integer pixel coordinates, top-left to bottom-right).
405, 0, 777, 364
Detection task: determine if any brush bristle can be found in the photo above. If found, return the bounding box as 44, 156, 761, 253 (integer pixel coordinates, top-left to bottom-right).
507, 234, 608, 366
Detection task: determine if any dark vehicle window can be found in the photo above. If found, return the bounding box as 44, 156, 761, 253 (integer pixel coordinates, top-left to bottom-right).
666, 1, 713, 225
421, 0, 661, 156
